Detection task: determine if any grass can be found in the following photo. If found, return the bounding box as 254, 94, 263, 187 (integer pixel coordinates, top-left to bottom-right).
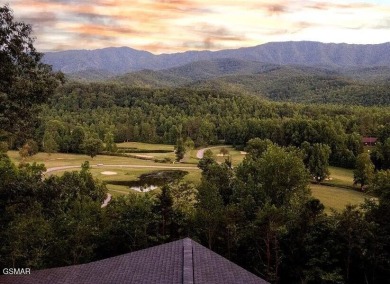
7, 150, 159, 168
310, 183, 367, 212
117, 142, 174, 151
326, 166, 354, 187
186, 145, 246, 166
207, 146, 246, 166
7, 147, 365, 210
185, 148, 201, 164
7, 149, 195, 169
7, 147, 201, 197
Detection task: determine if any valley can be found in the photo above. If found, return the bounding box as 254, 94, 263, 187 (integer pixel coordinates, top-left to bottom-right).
2, 5, 390, 281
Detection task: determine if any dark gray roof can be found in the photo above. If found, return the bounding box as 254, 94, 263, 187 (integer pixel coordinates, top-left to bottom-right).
0, 238, 268, 284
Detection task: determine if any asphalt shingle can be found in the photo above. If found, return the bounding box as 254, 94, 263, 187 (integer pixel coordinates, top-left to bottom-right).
0, 238, 268, 284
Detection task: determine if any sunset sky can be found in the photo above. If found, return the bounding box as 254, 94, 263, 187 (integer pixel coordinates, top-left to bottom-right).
8, 0, 390, 53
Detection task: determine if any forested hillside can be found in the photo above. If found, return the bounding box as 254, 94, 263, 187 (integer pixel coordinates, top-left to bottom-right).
44, 41, 390, 74
39, 82, 390, 169
67, 59, 390, 106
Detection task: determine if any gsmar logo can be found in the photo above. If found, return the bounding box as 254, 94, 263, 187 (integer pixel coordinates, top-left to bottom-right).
3, 268, 31, 275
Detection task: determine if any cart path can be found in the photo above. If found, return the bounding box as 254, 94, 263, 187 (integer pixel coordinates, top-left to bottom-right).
44, 164, 199, 175
101, 193, 112, 208
196, 146, 226, 159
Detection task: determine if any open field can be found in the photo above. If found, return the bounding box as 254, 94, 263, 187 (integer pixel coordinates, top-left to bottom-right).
310, 183, 367, 212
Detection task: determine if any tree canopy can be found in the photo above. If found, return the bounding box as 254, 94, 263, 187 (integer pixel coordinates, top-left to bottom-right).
0, 5, 62, 146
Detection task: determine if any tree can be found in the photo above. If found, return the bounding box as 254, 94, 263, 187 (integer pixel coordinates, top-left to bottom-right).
83, 138, 103, 158
69, 126, 86, 153
153, 185, 174, 241
100, 193, 156, 257
0, 5, 62, 144
245, 138, 273, 159
43, 132, 58, 155
104, 132, 117, 152
302, 142, 331, 183
335, 205, 371, 283
0, 141, 8, 153
195, 181, 224, 249
219, 147, 229, 156
353, 153, 375, 190
19, 139, 38, 159
364, 170, 390, 283
371, 138, 390, 170
175, 137, 185, 162
184, 137, 195, 151
197, 149, 217, 173
237, 144, 310, 207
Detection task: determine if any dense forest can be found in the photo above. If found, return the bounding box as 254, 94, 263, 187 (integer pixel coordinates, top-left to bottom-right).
1, 5, 390, 284
71, 60, 390, 106
38, 82, 390, 169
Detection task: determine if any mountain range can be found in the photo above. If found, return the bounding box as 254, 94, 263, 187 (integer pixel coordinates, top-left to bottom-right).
43, 41, 390, 76
43, 41, 390, 106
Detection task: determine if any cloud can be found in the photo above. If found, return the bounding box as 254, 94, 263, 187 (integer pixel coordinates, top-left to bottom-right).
265, 4, 287, 15
8, 0, 390, 52
68, 24, 139, 37
366, 17, 390, 29
306, 1, 373, 10
20, 11, 57, 25
191, 23, 245, 41
181, 23, 245, 50
74, 12, 119, 26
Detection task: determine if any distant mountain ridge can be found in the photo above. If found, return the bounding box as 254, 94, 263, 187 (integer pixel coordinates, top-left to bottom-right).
43, 41, 390, 75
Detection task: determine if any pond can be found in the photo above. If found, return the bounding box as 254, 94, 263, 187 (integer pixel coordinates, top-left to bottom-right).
106, 170, 188, 192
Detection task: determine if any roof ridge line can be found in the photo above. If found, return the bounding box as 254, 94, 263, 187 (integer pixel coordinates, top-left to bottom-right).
183, 238, 194, 284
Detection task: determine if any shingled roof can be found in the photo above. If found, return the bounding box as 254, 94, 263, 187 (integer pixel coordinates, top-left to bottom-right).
1, 238, 268, 284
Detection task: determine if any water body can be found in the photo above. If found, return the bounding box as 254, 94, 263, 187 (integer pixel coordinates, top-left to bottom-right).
106, 170, 188, 192
130, 185, 158, 192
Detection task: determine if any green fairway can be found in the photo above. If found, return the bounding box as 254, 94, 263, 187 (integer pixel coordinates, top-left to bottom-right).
7, 148, 364, 208
117, 142, 174, 151
326, 166, 354, 187
7, 147, 201, 197
7, 150, 161, 168
310, 183, 367, 212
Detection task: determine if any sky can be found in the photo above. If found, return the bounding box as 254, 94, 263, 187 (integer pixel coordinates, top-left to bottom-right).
7, 0, 390, 53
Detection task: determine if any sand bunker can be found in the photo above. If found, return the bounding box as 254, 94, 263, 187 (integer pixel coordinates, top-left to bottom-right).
101, 171, 118, 176
134, 154, 154, 159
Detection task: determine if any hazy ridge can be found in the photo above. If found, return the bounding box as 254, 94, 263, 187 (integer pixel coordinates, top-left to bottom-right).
44, 41, 390, 75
